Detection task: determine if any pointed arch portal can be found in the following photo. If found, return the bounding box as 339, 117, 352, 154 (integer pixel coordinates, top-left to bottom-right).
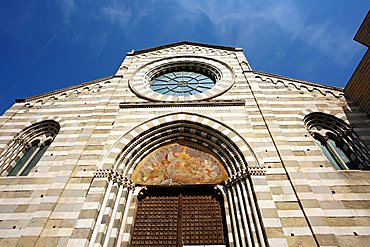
90, 113, 267, 247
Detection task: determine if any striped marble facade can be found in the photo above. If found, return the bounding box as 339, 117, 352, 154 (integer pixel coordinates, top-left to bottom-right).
0, 41, 369, 247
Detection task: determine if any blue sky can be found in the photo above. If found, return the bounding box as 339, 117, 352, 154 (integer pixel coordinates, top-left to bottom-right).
0, 1, 368, 114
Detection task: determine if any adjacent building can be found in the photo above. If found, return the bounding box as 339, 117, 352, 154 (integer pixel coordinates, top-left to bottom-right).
345, 10, 370, 115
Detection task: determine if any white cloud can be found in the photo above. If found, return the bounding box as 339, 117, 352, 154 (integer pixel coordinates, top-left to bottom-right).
171, 0, 360, 66
101, 2, 132, 29
58, 0, 76, 23
91, 33, 108, 57
53, 0, 361, 66
268, 1, 359, 66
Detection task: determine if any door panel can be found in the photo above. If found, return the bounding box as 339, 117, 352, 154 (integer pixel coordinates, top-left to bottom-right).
130, 187, 226, 247
182, 195, 224, 245
130, 195, 179, 246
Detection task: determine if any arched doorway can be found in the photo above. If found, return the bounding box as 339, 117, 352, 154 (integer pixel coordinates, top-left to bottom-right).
90, 113, 267, 247
129, 142, 229, 246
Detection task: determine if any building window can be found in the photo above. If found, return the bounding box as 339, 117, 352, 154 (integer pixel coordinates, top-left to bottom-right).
8, 140, 51, 176
150, 71, 215, 96
129, 56, 235, 102
0, 120, 60, 176
314, 137, 357, 170
147, 62, 219, 97
304, 112, 370, 170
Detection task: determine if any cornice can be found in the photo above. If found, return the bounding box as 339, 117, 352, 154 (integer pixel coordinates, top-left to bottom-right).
119, 100, 245, 109
253, 71, 343, 92
15, 75, 113, 103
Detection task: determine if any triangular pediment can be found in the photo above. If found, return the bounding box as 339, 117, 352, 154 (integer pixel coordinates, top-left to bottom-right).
130, 41, 241, 56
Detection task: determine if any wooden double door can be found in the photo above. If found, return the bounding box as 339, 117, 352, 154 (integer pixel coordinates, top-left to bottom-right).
130, 186, 227, 247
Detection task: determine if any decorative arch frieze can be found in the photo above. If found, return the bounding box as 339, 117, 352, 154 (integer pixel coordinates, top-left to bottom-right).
20, 78, 112, 109
89, 113, 267, 247
254, 75, 344, 98
134, 44, 234, 59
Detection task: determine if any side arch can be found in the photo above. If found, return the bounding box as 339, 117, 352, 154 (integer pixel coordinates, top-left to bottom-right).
304, 112, 370, 170
0, 119, 61, 176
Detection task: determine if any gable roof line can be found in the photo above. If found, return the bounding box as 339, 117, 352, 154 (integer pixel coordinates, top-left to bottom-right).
15, 75, 114, 103
353, 10, 370, 47
253, 70, 343, 92
130, 41, 241, 55
15, 70, 343, 103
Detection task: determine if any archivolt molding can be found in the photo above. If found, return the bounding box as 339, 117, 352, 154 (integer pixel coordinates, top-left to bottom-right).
297, 109, 347, 121
254, 75, 344, 98
97, 112, 262, 178
24, 116, 66, 131
304, 112, 352, 135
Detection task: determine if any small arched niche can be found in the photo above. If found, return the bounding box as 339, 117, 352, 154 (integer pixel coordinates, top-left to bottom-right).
131, 141, 229, 186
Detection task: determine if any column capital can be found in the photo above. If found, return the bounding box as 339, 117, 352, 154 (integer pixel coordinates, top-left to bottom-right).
94, 169, 135, 189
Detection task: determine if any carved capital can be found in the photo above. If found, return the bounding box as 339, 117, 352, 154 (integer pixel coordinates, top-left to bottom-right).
94, 169, 135, 189
94, 169, 113, 178
224, 168, 249, 186
248, 166, 265, 176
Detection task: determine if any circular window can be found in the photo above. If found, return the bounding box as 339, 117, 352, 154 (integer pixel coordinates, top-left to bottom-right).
150, 70, 216, 97
129, 56, 235, 101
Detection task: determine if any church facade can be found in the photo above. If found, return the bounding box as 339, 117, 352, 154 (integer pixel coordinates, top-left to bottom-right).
0, 41, 369, 247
